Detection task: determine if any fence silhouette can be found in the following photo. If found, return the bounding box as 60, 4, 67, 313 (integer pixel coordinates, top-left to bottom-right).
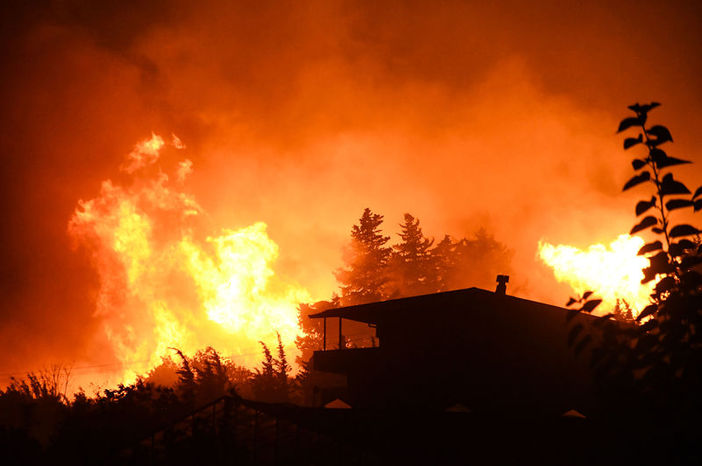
116, 395, 378, 465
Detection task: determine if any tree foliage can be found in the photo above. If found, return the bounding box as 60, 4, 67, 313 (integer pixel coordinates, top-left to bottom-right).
568, 102, 702, 424
335, 208, 392, 305
0, 343, 304, 462
334, 208, 512, 306
430, 228, 513, 293
387, 213, 436, 297
251, 333, 293, 403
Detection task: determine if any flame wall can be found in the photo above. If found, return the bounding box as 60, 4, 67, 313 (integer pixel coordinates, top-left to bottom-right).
66, 134, 308, 384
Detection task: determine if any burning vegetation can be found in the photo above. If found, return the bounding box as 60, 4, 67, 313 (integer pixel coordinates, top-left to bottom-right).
538, 234, 656, 315
68, 134, 309, 384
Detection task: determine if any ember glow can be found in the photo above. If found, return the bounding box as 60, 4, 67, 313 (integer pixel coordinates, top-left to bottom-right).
68, 134, 309, 384
538, 235, 657, 315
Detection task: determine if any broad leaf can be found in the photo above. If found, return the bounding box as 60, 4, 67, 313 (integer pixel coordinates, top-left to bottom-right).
581, 299, 602, 313
640, 320, 658, 332
660, 173, 690, 196
624, 135, 643, 149
650, 148, 667, 163
648, 251, 672, 274
582, 291, 593, 300
623, 171, 650, 191
666, 199, 693, 211
693, 186, 702, 200
636, 304, 657, 321
641, 252, 673, 281
669, 240, 693, 257
642, 102, 661, 113
641, 266, 656, 284
631, 159, 647, 170
670, 224, 700, 238
628, 102, 660, 114
657, 156, 692, 169
630, 216, 657, 234
647, 125, 673, 144
651, 227, 665, 234
566, 297, 577, 307
635, 197, 656, 216
695, 199, 702, 212
655, 276, 676, 295
676, 239, 696, 250
618, 116, 642, 133
638, 240, 662, 256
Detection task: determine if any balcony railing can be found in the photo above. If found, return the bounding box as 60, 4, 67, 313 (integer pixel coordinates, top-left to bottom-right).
312, 347, 381, 374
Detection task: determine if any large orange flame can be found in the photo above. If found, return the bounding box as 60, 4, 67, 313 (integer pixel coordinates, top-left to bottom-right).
68, 134, 309, 384
537, 234, 657, 315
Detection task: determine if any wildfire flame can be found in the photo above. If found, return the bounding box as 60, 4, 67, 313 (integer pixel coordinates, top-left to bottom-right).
68, 134, 309, 384
538, 234, 657, 315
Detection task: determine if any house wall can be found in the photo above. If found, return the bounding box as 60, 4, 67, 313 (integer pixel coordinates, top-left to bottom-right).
318, 294, 595, 413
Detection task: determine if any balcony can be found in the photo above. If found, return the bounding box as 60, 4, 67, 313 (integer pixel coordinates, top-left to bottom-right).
312, 347, 381, 374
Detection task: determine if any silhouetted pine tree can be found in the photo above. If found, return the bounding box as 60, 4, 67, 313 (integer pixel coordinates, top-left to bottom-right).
427, 229, 513, 292
172, 348, 196, 406
450, 229, 513, 290
388, 213, 435, 296
191, 347, 230, 404
335, 208, 392, 305
251, 335, 291, 403
431, 234, 457, 292
275, 333, 290, 398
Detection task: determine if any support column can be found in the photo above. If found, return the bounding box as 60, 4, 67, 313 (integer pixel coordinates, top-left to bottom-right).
338, 317, 343, 350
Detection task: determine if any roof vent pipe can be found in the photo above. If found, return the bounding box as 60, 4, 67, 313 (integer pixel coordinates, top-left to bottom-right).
496, 275, 509, 295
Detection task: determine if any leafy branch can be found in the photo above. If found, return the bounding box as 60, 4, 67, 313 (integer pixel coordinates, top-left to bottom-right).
567, 103, 702, 423
620, 102, 701, 291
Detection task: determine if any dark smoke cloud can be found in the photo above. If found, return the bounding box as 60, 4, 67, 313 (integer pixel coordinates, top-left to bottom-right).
1, 0, 701, 379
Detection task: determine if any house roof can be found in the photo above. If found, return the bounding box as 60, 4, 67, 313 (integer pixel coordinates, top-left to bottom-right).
308, 287, 582, 325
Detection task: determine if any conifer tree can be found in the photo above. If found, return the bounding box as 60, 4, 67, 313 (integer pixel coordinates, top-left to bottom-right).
389, 213, 435, 296
275, 333, 290, 396
431, 234, 457, 292
428, 229, 512, 292
251, 338, 290, 403
335, 208, 392, 305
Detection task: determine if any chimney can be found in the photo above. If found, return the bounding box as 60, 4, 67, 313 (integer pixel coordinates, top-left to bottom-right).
495, 274, 509, 295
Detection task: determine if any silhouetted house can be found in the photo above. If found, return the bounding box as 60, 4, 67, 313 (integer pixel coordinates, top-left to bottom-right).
309, 279, 596, 415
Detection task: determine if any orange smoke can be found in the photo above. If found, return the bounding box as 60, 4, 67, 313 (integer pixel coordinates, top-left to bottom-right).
68, 134, 309, 384
537, 234, 657, 315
